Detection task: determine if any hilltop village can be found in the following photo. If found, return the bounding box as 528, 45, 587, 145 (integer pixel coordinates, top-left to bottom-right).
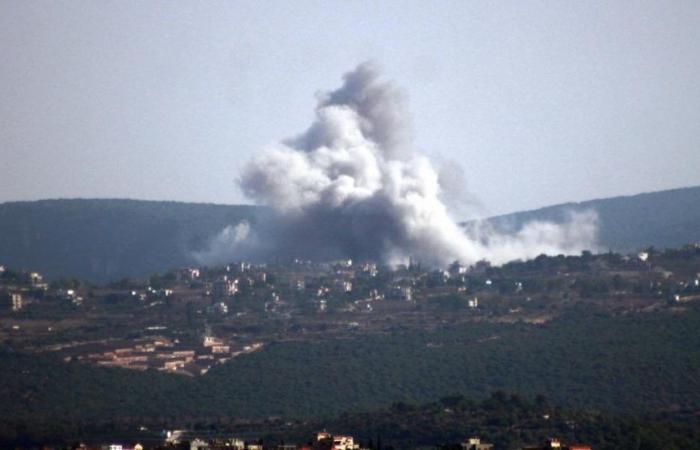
1, 244, 700, 376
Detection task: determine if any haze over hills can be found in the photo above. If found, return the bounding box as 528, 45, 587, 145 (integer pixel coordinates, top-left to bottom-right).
487, 185, 700, 254
0, 186, 698, 282
0, 199, 263, 282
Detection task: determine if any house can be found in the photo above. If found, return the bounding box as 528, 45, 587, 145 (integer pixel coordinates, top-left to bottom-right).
360, 262, 378, 277
28, 271, 43, 285
212, 276, 238, 298
165, 430, 187, 444
211, 344, 230, 354
0, 291, 23, 312
521, 438, 591, 450
229, 439, 245, 450
10, 292, 22, 311
184, 267, 201, 280
313, 432, 359, 450
203, 335, 225, 347
338, 280, 353, 293
461, 437, 493, 450
207, 301, 229, 315
190, 438, 209, 450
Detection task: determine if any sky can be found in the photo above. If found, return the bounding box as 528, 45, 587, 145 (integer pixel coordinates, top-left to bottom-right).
1, 1, 699, 216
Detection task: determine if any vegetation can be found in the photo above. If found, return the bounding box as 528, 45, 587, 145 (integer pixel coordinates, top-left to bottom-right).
301, 393, 700, 450
2, 305, 700, 445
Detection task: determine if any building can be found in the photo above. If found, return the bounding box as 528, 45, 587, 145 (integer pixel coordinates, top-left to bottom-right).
10, 292, 22, 311
212, 276, 238, 298
211, 344, 230, 354
184, 267, 201, 280
335, 280, 352, 293
521, 438, 591, 450
207, 301, 229, 315
190, 438, 210, 450
28, 271, 42, 285
165, 430, 187, 445
313, 432, 359, 450
229, 439, 245, 450
449, 261, 468, 277
1, 291, 23, 312
360, 262, 378, 277
461, 437, 493, 450
203, 335, 225, 347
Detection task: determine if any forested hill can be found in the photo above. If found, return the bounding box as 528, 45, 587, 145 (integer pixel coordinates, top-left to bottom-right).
0, 199, 260, 282
485, 185, 700, 254
2, 306, 700, 447
1, 186, 699, 282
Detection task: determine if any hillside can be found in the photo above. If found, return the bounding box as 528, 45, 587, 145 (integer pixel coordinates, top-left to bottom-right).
301, 394, 700, 450
2, 247, 700, 447
1, 186, 699, 282
487, 185, 700, 254
0, 199, 260, 282
2, 306, 700, 427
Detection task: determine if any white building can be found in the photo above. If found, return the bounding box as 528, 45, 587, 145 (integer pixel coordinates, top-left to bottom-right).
212, 276, 238, 298
10, 292, 22, 311
190, 438, 209, 450
461, 437, 493, 450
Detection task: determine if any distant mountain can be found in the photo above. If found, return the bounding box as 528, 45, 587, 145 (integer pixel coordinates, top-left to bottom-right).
485, 185, 700, 254
0, 199, 260, 282
1, 186, 699, 282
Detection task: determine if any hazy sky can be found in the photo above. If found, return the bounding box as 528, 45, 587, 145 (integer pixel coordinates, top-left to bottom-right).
2, 1, 699, 215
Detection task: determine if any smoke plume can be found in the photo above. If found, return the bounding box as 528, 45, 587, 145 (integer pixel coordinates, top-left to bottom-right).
206, 62, 598, 266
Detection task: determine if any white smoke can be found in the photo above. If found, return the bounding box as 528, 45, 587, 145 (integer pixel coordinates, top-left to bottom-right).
209, 62, 598, 267
463, 210, 599, 265
193, 221, 256, 264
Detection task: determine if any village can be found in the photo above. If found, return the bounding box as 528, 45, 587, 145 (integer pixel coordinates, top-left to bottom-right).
2, 245, 700, 376
72, 430, 591, 450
